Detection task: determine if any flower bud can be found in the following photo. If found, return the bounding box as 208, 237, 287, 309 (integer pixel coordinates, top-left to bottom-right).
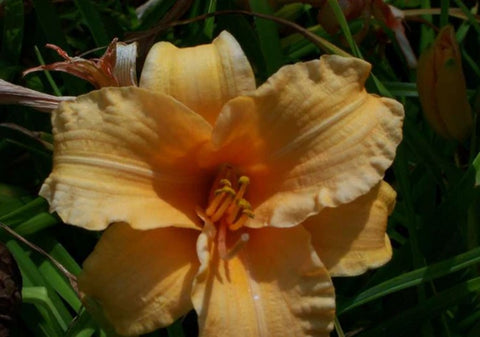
417, 25, 472, 141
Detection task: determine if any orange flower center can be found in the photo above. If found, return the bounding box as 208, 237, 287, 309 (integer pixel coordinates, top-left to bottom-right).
201, 164, 254, 260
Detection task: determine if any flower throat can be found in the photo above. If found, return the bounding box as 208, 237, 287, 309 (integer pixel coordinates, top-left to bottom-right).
200, 164, 254, 260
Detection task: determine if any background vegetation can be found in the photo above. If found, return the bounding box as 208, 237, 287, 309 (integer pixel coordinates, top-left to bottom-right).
0, 0, 479, 336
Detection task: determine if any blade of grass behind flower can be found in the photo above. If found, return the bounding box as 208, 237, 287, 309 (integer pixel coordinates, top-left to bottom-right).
203, 0, 217, 39
338, 245, 480, 313
384, 82, 419, 97
34, 46, 62, 97
1, 222, 81, 311
472, 152, 480, 187
23, 286, 70, 332
419, 0, 435, 52
31, 0, 70, 52
356, 277, 480, 337
453, 0, 480, 36
440, 0, 450, 26
393, 144, 435, 335
64, 308, 99, 337
2, 0, 24, 64
323, 0, 395, 98
30, 0, 91, 95
21, 303, 61, 337
6, 240, 73, 333
13, 213, 58, 236
73, 0, 109, 47
281, 25, 328, 61
0, 198, 50, 227
326, 0, 362, 58
216, 2, 267, 80
463, 48, 480, 79
37, 239, 82, 311
248, 0, 283, 78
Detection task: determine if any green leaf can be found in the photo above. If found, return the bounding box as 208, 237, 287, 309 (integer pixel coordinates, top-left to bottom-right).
2, 0, 24, 63
6, 240, 73, 329
31, 0, 70, 52
14, 212, 58, 236
203, 0, 218, 39
65, 308, 99, 337
248, 0, 283, 78
23, 286, 70, 333
473, 152, 480, 187
357, 277, 480, 336
326, 0, 362, 58
0, 197, 50, 227
339, 246, 480, 313
73, 0, 110, 47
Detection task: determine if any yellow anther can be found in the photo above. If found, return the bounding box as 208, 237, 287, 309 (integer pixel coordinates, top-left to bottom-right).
226, 198, 249, 224
237, 198, 252, 210
214, 186, 235, 196
206, 187, 235, 216
238, 176, 250, 186
219, 179, 232, 188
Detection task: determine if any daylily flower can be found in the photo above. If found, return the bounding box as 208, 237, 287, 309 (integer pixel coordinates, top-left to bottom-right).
39, 31, 403, 336
417, 25, 472, 141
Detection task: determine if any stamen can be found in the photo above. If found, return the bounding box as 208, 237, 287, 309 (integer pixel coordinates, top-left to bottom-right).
229, 210, 254, 230
220, 233, 250, 260
226, 198, 252, 224
200, 166, 255, 261
219, 179, 231, 188
211, 192, 234, 222
235, 176, 250, 200
206, 186, 235, 217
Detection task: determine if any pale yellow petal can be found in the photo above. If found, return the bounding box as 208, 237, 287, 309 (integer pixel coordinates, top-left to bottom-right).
139, 31, 256, 125
304, 181, 396, 277
192, 225, 335, 337
204, 55, 403, 228
40, 86, 212, 230
79, 223, 199, 336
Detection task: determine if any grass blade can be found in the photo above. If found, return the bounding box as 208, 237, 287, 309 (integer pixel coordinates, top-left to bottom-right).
2, 0, 24, 63
357, 277, 480, 336
73, 0, 110, 47
339, 246, 480, 313
248, 0, 283, 77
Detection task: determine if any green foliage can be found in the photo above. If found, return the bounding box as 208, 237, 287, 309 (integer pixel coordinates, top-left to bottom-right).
0, 0, 479, 336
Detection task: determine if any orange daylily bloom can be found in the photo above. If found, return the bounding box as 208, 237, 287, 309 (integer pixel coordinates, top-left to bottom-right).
39, 31, 404, 336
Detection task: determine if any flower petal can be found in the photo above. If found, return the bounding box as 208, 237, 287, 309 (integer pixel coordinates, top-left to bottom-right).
206, 55, 403, 228
192, 225, 335, 337
303, 181, 395, 276
139, 31, 256, 125
79, 223, 199, 336
40, 86, 212, 230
